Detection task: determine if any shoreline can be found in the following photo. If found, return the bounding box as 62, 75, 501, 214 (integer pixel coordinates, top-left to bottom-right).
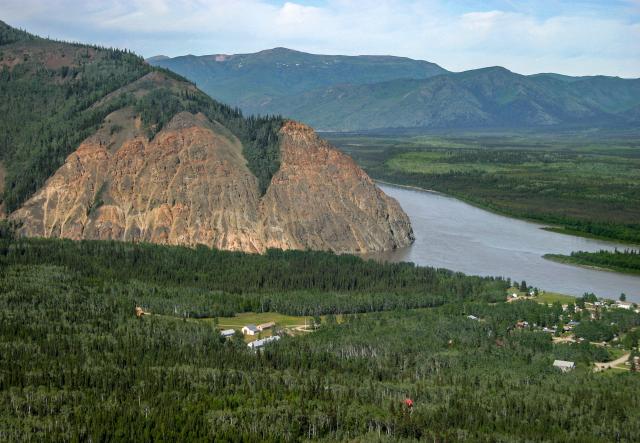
544, 254, 640, 277
375, 179, 640, 247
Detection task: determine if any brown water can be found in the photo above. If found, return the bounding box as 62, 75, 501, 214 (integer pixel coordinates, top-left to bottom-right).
372, 184, 640, 302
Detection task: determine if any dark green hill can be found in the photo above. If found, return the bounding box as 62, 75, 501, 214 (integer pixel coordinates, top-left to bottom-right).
151, 47, 640, 132
148, 48, 448, 114
256, 67, 640, 131
0, 20, 282, 213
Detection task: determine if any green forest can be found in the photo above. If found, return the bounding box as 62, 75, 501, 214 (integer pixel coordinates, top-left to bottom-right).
546, 249, 640, 275
330, 132, 640, 244
0, 20, 282, 214
1, 231, 639, 441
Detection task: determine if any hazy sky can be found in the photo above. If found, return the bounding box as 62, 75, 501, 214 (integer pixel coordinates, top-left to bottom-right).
3, 0, 639, 77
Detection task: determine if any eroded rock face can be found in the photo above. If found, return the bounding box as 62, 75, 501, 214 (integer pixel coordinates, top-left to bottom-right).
11, 113, 413, 253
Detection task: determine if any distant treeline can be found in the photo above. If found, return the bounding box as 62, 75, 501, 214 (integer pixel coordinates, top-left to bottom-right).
0, 235, 508, 316
546, 249, 640, 275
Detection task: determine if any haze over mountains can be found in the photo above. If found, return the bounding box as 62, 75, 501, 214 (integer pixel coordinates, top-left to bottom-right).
150, 49, 640, 132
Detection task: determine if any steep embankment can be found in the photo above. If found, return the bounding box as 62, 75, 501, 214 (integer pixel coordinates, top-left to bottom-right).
11, 103, 412, 252
1, 20, 413, 253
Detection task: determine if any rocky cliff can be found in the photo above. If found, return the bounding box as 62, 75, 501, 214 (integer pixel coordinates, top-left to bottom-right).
10, 112, 413, 253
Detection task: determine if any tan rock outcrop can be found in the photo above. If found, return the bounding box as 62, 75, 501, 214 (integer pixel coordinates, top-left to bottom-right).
10, 112, 413, 253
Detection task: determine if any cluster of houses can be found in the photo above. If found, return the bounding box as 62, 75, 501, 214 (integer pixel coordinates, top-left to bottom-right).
241, 322, 275, 336
219, 321, 280, 350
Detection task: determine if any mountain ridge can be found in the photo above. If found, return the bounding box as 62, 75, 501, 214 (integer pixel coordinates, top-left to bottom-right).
149, 48, 640, 132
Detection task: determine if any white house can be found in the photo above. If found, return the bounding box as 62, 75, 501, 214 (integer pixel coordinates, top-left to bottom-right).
220, 329, 235, 338
241, 324, 259, 336
616, 301, 633, 310
467, 315, 479, 321
553, 360, 576, 372
248, 335, 280, 350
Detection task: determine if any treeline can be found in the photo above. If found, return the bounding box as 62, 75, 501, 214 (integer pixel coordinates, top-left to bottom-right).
134, 88, 282, 194
0, 236, 508, 317
369, 158, 640, 243
0, 40, 151, 212
551, 249, 640, 275
1, 258, 639, 441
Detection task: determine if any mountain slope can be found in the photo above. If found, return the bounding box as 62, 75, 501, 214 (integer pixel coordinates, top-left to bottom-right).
151, 49, 640, 132
1, 21, 413, 253
254, 67, 640, 131
148, 48, 448, 114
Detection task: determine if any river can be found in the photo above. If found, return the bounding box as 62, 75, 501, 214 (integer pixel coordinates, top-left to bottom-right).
372, 184, 640, 302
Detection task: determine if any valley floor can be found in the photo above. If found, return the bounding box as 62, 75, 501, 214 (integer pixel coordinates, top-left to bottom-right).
328, 130, 640, 245
1, 235, 639, 441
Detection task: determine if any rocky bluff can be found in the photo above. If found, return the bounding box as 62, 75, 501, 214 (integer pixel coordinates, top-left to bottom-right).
12, 111, 413, 253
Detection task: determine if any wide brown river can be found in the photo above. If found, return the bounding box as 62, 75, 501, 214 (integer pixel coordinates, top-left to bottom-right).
373, 184, 640, 302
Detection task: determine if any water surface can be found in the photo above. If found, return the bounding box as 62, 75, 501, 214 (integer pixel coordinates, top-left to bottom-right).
373, 184, 640, 302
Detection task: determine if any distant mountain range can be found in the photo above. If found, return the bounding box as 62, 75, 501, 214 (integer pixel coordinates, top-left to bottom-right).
149, 49, 640, 132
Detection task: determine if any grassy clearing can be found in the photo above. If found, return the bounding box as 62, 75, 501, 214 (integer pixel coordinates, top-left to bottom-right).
536, 292, 576, 305
209, 312, 312, 328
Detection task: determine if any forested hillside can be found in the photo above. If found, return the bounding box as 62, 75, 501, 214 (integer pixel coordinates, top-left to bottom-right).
152, 49, 640, 132
0, 20, 282, 213
254, 67, 640, 131
1, 232, 639, 441
148, 48, 447, 115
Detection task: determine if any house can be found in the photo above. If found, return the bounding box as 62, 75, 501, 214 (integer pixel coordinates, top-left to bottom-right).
247, 335, 280, 350
515, 320, 529, 329
241, 324, 259, 336
257, 321, 275, 331
220, 329, 235, 338
553, 360, 576, 372
467, 315, 479, 321
542, 327, 555, 333
616, 301, 633, 310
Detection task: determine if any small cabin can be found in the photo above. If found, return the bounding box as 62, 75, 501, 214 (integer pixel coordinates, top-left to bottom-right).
242, 324, 259, 336
247, 335, 280, 350
257, 321, 275, 331
220, 329, 235, 338
553, 360, 575, 372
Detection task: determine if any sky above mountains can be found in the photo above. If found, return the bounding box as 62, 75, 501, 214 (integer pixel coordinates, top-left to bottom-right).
3, 0, 639, 77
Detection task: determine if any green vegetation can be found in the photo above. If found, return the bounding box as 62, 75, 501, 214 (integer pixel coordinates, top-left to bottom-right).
148, 48, 446, 115
329, 132, 640, 243
545, 249, 640, 275
535, 291, 576, 305
1, 234, 639, 440
153, 50, 640, 132
214, 312, 310, 328
0, 20, 282, 214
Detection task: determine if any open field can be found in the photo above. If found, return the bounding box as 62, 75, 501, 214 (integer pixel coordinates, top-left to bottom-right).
213, 311, 311, 328
328, 131, 640, 244
536, 291, 577, 305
